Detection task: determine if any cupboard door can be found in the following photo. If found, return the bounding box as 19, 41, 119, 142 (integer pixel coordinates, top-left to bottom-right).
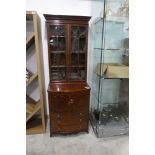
48, 25, 67, 81
69, 90, 90, 113
69, 25, 87, 81
50, 93, 70, 113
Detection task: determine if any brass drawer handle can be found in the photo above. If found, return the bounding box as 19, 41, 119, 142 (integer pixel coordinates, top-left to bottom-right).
68, 98, 74, 105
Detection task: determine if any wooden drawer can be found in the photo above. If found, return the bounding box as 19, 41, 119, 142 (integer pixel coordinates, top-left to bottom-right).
50, 112, 88, 126
51, 122, 88, 134
69, 91, 89, 113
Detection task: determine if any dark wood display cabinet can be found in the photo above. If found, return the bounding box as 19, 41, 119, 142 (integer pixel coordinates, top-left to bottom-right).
44, 14, 91, 136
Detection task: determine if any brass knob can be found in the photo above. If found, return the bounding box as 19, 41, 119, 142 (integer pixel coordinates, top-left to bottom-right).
68, 98, 74, 105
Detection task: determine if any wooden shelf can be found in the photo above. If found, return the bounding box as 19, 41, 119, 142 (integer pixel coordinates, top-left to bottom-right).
26, 102, 36, 114
71, 51, 85, 53
26, 95, 36, 103
51, 65, 66, 68
71, 65, 85, 68
50, 51, 65, 53
26, 100, 41, 122
26, 72, 38, 87
26, 118, 43, 135
26, 11, 46, 135
50, 35, 65, 38
26, 32, 35, 44
27, 124, 43, 135
26, 32, 35, 49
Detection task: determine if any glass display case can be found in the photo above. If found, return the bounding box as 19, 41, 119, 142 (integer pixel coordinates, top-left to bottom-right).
90, 0, 129, 137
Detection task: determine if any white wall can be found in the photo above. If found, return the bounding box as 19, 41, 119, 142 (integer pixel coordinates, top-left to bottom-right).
26, 0, 91, 114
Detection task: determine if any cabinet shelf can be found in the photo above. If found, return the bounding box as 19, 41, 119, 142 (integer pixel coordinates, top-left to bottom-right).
51, 65, 66, 68
50, 51, 65, 54
26, 100, 41, 122
26, 72, 38, 87
26, 32, 35, 49
71, 65, 85, 68
50, 35, 65, 38
71, 51, 85, 54
72, 36, 86, 38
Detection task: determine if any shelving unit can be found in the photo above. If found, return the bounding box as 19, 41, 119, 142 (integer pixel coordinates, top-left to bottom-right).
26, 11, 46, 134
90, 0, 129, 138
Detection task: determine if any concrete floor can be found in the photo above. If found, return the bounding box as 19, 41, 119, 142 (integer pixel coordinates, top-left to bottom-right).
26, 122, 129, 155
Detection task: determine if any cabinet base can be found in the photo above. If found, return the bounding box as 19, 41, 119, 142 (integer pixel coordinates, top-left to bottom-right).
50, 129, 89, 137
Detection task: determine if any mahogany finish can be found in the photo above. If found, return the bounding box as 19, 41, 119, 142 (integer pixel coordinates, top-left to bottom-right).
44, 15, 91, 136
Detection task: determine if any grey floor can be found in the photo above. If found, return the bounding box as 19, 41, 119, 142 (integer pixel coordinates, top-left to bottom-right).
27, 121, 129, 155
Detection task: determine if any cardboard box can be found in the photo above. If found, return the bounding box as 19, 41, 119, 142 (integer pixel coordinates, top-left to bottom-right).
95, 63, 129, 78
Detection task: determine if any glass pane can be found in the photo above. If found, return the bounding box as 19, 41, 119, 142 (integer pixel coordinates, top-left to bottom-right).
70, 67, 85, 81
94, 19, 103, 49
51, 52, 66, 66
70, 26, 87, 80
50, 67, 66, 81
90, 0, 129, 138
71, 26, 87, 52
71, 53, 85, 66
49, 25, 67, 81
104, 21, 124, 49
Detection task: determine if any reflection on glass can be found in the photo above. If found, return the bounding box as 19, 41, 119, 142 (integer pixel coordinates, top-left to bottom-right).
49, 25, 67, 81
70, 67, 85, 80
51, 68, 66, 81
71, 26, 86, 52
50, 37, 66, 51
49, 25, 66, 51
70, 26, 87, 80
50, 25, 65, 36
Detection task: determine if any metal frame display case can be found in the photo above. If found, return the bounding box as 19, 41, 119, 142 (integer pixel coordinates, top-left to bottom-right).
90, 0, 129, 138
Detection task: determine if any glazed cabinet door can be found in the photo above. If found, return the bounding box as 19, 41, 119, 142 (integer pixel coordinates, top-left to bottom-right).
47, 24, 68, 82
69, 25, 88, 81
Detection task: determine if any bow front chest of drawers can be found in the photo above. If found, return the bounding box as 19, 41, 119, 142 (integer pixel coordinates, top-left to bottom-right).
44, 14, 91, 136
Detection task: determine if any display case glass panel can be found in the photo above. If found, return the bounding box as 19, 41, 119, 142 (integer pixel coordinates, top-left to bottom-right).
90, 0, 129, 138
